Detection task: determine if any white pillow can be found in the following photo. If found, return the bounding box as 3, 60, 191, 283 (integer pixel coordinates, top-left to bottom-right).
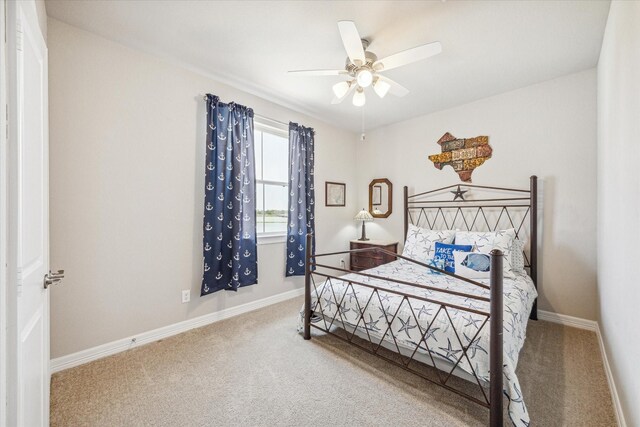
453, 251, 491, 279
454, 229, 516, 278
402, 224, 455, 263
511, 238, 526, 274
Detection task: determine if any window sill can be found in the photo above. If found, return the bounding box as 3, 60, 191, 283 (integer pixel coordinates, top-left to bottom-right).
257, 233, 287, 245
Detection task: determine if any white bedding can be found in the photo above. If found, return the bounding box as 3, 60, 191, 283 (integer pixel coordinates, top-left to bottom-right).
299, 259, 537, 427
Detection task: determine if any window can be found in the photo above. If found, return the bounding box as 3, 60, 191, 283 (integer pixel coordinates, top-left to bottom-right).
254, 121, 289, 236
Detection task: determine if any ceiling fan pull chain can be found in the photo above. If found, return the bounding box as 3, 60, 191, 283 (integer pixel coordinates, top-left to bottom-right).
360, 106, 366, 142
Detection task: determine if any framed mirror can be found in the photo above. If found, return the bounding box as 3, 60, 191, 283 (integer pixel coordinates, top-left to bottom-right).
369, 178, 392, 218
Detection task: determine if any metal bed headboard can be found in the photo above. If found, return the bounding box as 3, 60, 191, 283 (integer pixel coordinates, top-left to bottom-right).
403, 175, 538, 320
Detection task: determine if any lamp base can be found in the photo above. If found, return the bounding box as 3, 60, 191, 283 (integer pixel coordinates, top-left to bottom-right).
358, 238, 370, 241
359, 221, 369, 241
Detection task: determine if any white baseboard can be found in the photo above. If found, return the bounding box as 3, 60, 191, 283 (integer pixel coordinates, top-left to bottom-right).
50, 287, 305, 373
537, 310, 626, 426
537, 309, 598, 331
595, 323, 627, 427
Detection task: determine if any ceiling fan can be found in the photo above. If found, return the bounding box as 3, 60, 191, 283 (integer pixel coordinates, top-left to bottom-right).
288, 21, 442, 107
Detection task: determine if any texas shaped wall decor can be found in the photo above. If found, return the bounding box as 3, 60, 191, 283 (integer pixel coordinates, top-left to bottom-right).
427, 132, 492, 182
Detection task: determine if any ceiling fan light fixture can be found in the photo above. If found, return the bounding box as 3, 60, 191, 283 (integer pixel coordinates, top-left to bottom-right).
332, 81, 351, 99
356, 69, 373, 88
352, 88, 366, 107
289, 20, 441, 107
373, 78, 391, 98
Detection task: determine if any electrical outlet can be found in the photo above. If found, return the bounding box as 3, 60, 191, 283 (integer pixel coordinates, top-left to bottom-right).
339, 258, 345, 268
181, 290, 190, 303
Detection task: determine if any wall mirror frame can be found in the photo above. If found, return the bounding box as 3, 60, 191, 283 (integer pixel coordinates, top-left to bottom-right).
369, 178, 393, 218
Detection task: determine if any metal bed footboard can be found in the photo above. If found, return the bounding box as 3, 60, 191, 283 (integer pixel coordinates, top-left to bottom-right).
302, 234, 505, 427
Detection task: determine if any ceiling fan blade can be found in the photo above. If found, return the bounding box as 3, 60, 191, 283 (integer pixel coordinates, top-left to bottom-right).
338, 21, 366, 66
374, 41, 442, 71
331, 82, 356, 104
376, 75, 409, 97
288, 69, 347, 76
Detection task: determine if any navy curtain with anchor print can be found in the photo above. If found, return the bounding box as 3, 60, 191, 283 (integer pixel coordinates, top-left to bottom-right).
286, 122, 315, 276
201, 94, 257, 295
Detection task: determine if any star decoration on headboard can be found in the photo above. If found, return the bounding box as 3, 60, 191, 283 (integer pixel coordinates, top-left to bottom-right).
450, 185, 467, 201
428, 132, 492, 182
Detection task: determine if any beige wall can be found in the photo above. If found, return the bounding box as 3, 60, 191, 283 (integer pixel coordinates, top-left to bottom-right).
48, 16, 603, 360
597, 1, 640, 425
355, 69, 598, 320
48, 19, 358, 358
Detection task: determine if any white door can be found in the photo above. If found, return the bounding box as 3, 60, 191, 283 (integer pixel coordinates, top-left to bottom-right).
7, 0, 51, 425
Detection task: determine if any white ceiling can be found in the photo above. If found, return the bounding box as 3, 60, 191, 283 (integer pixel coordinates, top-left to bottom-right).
45, 0, 610, 132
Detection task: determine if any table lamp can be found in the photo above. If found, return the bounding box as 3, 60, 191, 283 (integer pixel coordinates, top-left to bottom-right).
354, 208, 374, 241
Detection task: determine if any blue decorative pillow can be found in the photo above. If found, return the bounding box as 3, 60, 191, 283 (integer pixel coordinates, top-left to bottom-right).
426, 258, 445, 275
433, 242, 473, 273
453, 251, 491, 279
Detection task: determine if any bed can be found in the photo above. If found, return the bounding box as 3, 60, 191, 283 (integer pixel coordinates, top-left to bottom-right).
300, 177, 539, 427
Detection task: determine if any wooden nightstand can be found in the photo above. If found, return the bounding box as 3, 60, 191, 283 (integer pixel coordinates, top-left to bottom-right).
350, 240, 399, 272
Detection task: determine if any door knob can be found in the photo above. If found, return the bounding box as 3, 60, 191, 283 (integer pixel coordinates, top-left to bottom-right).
44, 270, 65, 289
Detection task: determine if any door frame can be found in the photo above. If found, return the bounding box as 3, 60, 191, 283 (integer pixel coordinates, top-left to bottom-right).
1, 0, 9, 425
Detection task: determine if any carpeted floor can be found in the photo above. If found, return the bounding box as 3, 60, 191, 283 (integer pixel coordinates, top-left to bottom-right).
50, 296, 616, 427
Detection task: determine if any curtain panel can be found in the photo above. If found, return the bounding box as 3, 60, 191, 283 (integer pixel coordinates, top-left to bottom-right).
286, 122, 316, 276
201, 94, 258, 295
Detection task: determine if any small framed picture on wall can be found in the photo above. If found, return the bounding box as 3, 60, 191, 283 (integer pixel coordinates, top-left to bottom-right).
325, 182, 346, 207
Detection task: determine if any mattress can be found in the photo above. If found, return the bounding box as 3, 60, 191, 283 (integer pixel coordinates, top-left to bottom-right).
300, 259, 537, 427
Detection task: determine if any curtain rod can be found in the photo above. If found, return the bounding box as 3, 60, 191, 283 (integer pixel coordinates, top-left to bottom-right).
202, 95, 289, 128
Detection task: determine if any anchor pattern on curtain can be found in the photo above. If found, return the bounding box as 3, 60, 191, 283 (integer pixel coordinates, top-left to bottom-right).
201, 94, 257, 295
286, 122, 315, 276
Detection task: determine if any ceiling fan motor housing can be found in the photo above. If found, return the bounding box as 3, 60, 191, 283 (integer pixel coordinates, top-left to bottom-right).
344, 39, 378, 74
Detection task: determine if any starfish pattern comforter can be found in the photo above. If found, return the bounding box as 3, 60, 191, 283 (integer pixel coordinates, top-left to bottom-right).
299, 259, 537, 426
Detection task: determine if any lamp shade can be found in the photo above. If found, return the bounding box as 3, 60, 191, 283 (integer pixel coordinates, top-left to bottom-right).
354, 208, 374, 222
356, 69, 373, 88
373, 78, 391, 98
352, 88, 366, 107
332, 81, 351, 99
